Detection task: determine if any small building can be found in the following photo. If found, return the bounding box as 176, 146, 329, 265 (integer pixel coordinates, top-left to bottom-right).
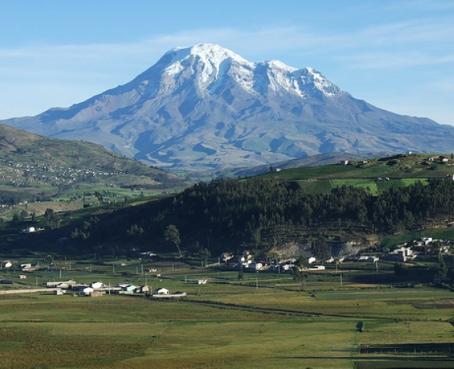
91, 281, 104, 289
81, 287, 94, 296
55, 289, 65, 296
46, 280, 76, 288
308, 257, 317, 265
280, 263, 295, 271
220, 252, 234, 263
249, 262, 264, 271
155, 288, 169, 295
197, 279, 208, 285
305, 265, 326, 271
90, 290, 105, 297
2, 261, 13, 269
18, 274, 27, 279
0, 279, 13, 284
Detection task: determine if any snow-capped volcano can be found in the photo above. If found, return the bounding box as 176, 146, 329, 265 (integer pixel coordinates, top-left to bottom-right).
136, 43, 340, 99
3, 43, 454, 172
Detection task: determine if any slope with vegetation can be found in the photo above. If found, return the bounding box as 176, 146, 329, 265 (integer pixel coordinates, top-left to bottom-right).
262, 153, 454, 194
8, 172, 454, 258
0, 124, 185, 209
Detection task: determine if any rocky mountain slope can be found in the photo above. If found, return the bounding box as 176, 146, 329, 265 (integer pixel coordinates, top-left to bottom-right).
3, 43, 454, 172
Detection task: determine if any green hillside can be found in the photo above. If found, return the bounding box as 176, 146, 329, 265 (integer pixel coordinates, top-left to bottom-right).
262, 153, 454, 194
0, 124, 186, 209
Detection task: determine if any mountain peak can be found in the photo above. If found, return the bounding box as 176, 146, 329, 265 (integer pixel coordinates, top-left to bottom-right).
3, 44, 454, 173
164, 43, 252, 67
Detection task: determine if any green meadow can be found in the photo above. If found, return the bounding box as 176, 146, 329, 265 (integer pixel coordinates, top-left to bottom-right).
0, 262, 453, 369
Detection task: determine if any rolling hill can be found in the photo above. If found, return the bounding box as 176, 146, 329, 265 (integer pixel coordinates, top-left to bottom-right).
2, 43, 454, 173
7, 153, 454, 256
261, 153, 454, 195
0, 124, 183, 204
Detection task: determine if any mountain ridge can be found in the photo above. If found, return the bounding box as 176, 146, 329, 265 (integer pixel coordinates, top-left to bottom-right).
2, 43, 454, 172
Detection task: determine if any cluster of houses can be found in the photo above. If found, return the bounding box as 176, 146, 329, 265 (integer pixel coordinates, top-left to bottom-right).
218, 236, 453, 275
220, 251, 326, 273
0, 260, 40, 273
45, 279, 186, 298
423, 155, 452, 165
344, 237, 452, 263
22, 226, 44, 234
0, 159, 123, 188
340, 159, 369, 166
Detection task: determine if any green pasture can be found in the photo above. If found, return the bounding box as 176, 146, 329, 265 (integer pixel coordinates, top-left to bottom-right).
0, 260, 453, 369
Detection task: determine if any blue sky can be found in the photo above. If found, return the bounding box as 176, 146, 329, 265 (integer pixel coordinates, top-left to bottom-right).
1, 0, 454, 124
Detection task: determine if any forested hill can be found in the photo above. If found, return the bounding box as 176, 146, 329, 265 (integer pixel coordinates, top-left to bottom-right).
21, 176, 454, 256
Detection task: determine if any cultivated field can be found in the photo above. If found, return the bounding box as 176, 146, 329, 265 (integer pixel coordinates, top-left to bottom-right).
0, 260, 453, 369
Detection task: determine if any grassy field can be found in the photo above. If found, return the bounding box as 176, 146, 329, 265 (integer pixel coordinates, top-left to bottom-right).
0, 258, 453, 369
262, 154, 453, 194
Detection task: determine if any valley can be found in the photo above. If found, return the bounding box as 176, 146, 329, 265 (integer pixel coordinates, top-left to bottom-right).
0, 255, 453, 369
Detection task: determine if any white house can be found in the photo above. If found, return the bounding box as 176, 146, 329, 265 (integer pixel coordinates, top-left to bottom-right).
249, 262, 264, 271
2, 261, 13, 269
220, 252, 234, 263
81, 287, 94, 296
121, 285, 138, 293
19, 274, 27, 279
308, 257, 317, 265
23, 226, 36, 233
155, 288, 169, 295
310, 265, 326, 271
281, 263, 295, 271
91, 281, 104, 289
197, 279, 208, 285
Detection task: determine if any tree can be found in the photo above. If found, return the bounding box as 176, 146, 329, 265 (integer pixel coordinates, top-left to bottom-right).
199, 247, 211, 267
434, 252, 448, 284
356, 321, 365, 332
292, 266, 307, 291
164, 224, 182, 257
127, 224, 144, 237
44, 208, 59, 229
237, 265, 244, 280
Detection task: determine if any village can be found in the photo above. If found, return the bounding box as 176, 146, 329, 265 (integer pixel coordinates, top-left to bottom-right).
0, 159, 122, 188
218, 236, 453, 273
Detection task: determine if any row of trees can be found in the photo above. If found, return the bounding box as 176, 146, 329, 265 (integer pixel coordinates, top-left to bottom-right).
62, 177, 454, 256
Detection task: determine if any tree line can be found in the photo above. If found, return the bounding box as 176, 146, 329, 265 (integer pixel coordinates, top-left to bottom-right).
56, 177, 454, 256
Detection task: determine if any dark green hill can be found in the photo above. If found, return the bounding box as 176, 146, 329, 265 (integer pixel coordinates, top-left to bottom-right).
9, 171, 454, 257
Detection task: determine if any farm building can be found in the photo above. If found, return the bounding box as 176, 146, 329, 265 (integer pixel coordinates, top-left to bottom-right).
155, 288, 169, 295
91, 281, 105, 289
